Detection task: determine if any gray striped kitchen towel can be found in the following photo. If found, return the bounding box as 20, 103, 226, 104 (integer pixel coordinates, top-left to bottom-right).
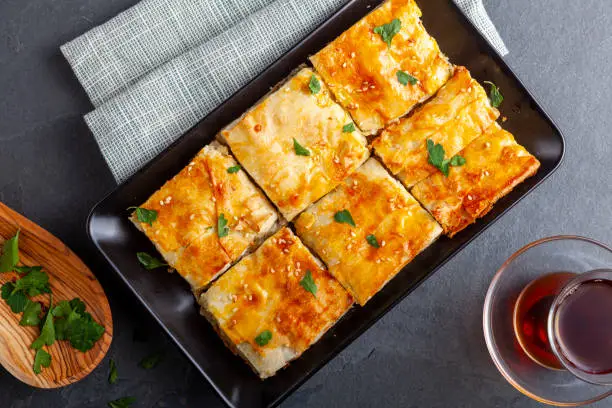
62, 0, 508, 183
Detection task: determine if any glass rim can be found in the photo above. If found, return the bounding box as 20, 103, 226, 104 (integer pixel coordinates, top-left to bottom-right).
548, 268, 612, 385
483, 235, 612, 406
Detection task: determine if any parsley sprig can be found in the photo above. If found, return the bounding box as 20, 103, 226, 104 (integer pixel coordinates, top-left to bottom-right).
426, 139, 466, 176
0, 230, 19, 272
255, 330, 272, 346
308, 75, 321, 94
0, 231, 105, 375
484, 81, 503, 108
217, 213, 230, 238
128, 207, 158, 226
299, 270, 317, 296
366, 234, 380, 248
293, 138, 311, 156
334, 209, 356, 227
342, 122, 356, 133
108, 397, 136, 408
139, 352, 164, 369
373, 18, 401, 47
397, 70, 418, 86
108, 359, 118, 384
137, 252, 167, 270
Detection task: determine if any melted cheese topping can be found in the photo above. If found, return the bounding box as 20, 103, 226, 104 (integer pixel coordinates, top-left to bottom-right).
133, 142, 278, 291
204, 144, 279, 260
411, 125, 540, 237
373, 67, 500, 187
294, 158, 442, 305
221, 68, 369, 220
310, 0, 452, 134
201, 228, 352, 375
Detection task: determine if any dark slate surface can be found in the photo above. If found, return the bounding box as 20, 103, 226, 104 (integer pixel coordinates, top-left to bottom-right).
0, 0, 610, 407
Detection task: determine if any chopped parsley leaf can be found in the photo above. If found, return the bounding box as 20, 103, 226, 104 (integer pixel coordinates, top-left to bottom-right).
299, 270, 317, 296
255, 330, 273, 346
373, 19, 401, 47
334, 209, 356, 227
366, 234, 380, 248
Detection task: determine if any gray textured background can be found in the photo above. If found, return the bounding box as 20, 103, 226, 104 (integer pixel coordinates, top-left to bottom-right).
0, 0, 611, 407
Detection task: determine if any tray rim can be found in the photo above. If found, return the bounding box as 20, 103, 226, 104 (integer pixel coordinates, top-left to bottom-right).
86, 0, 566, 406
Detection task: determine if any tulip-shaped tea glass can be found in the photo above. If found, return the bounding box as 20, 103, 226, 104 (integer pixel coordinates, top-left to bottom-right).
484, 236, 612, 405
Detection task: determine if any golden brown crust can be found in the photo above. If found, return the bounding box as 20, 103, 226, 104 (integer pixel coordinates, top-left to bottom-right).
294, 158, 442, 305
411, 125, 540, 237
199, 228, 353, 378
131, 142, 279, 291
310, 0, 452, 133
220, 68, 369, 221
372, 66, 500, 188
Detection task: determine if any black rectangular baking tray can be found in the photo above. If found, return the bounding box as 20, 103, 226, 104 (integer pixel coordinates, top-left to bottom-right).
87, 0, 565, 407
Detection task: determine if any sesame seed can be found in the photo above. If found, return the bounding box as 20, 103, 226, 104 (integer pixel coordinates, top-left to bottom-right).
347, 244, 353, 250
276, 316, 281, 322
485, 142, 491, 148
243, 283, 249, 289
284, 88, 290, 92
296, 262, 301, 268
233, 216, 238, 221
212, 197, 216, 202
351, 52, 356, 58
248, 295, 253, 301
232, 307, 238, 313
381, 240, 386, 247
283, 248, 289, 254
159, 200, 165, 206
232, 295, 238, 302
231, 319, 237, 325
342, 62, 347, 68
270, 267, 275, 274
467, 195, 473, 200
370, 85, 375, 89
350, 231, 356, 237
375, 259, 381, 264
484, 170, 490, 176
333, 157, 340, 164
189, 214, 195, 220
